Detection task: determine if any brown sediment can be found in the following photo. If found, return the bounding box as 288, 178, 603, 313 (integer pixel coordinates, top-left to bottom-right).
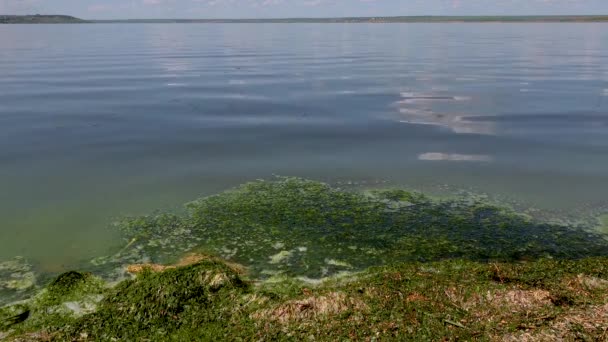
486, 289, 553, 312
251, 291, 368, 324
126, 263, 169, 273
126, 253, 246, 275
564, 274, 608, 297
500, 302, 608, 341
406, 292, 429, 303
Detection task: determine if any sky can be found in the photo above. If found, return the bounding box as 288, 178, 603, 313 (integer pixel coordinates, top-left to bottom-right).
1, 0, 607, 19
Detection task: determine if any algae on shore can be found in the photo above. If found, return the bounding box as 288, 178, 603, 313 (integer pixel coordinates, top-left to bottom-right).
3, 256, 608, 341
0, 270, 105, 339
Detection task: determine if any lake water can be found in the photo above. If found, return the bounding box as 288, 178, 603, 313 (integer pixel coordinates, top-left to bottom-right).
0, 23, 607, 272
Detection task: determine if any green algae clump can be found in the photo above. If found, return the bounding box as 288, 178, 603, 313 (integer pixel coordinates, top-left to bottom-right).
58, 259, 249, 341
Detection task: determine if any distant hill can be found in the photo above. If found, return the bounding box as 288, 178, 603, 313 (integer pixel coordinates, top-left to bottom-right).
0, 15, 86, 24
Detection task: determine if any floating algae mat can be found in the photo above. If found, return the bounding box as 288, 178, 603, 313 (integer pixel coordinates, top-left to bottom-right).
2, 177, 608, 305
600, 214, 608, 234
87, 177, 608, 279
0, 258, 37, 306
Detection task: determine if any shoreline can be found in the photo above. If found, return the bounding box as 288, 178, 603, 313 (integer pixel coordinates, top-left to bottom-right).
2, 178, 607, 301
2, 255, 608, 340
2, 177, 608, 339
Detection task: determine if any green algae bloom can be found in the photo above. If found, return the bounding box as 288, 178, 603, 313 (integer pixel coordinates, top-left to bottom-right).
94, 177, 608, 281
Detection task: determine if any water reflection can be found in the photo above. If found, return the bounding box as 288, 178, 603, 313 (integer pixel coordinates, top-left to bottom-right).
418, 153, 493, 162
396, 92, 495, 135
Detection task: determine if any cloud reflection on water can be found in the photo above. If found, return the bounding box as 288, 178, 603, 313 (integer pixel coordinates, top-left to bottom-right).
418, 153, 493, 162
396, 92, 495, 135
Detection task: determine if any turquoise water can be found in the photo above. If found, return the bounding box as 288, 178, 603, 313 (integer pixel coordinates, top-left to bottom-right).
0, 23, 607, 272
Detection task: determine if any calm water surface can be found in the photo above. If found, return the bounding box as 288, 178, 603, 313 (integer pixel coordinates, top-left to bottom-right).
0, 23, 607, 270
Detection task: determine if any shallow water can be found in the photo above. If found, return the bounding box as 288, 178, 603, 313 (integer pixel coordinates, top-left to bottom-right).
0, 23, 607, 271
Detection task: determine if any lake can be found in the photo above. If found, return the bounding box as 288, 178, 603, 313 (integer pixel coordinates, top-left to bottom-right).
0, 23, 607, 272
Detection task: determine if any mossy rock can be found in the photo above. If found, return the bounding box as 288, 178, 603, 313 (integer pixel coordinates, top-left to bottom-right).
46, 271, 90, 298
37, 271, 105, 307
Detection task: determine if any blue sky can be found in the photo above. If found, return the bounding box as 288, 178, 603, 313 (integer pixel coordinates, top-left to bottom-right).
1, 0, 607, 19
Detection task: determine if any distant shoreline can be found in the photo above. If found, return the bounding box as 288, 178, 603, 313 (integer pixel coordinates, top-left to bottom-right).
92, 16, 608, 23
3, 15, 608, 24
